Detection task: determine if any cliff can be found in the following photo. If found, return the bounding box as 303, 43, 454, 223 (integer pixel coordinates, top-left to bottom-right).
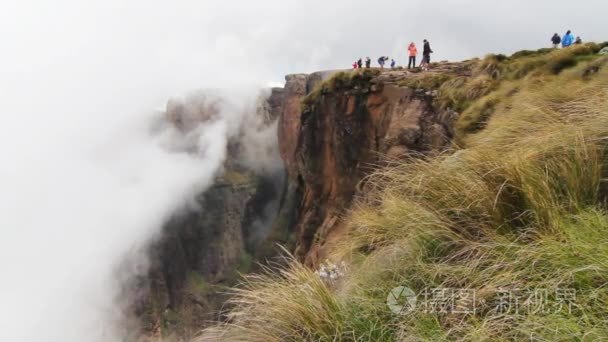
141, 43, 608, 340
199, 43, 608, 342
136, 90, 286, 339
137, 63, 470, 338
275, 66, 464, 265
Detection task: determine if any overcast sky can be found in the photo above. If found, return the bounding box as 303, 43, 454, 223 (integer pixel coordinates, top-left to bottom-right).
0, 1, 606, 341
1, 0, 606, 92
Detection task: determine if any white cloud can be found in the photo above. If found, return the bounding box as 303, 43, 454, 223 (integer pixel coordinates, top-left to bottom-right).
0, 0, 605, 341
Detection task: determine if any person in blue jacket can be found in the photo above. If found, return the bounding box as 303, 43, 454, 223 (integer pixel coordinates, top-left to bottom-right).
378, 56, 388, 69
562, 30, 575, 47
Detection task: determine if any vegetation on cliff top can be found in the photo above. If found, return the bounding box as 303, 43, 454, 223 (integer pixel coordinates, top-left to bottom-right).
396, 43, 608, 145
301, 68, 380, 112
200, 45, 608, 341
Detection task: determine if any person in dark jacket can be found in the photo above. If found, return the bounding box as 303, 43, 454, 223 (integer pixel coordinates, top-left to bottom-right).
420, 39, 433, 70
378, 56, 389, 69
357, 58, 363, 69
365, 57, 371, 68
390, 59, 396, 69
551, 33, 561, 48
575, 36, 583, 45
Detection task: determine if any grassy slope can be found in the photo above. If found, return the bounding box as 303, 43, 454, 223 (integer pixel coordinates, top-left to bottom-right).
200, 44, 608, 341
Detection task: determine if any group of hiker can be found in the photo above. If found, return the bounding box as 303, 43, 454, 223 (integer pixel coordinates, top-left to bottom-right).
551, 30, 583, 48
352, 39, 434, 71
351, 30, 589, 72
353, 56, 396, 70
409, 39, 433, 70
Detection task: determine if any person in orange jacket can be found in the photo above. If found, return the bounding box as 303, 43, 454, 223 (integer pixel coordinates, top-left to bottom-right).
407, 42, 417, 69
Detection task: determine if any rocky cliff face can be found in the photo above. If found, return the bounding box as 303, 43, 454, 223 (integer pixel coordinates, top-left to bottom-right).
276, 68, 460, 265
136, 65, 464, 339
136, 90, 286, 339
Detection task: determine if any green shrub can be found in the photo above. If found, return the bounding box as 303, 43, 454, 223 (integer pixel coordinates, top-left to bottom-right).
185, 272, 210, 296
435, 74, 497, 112
536, 47, 554, 55
546, 53, 578, 74
301, 69, 379, 112
398, 73, 453, 89
237, 252, 253, 273
474, 54, 505, 77
510, 48, 553, 60
455, 95, 500, 136
510, 49, 538, 59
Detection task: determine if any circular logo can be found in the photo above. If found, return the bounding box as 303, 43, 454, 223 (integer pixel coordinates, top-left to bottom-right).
387, 286, 417, 315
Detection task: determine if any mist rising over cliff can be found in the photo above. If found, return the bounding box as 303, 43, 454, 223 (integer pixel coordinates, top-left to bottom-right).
0, 0, 606, 341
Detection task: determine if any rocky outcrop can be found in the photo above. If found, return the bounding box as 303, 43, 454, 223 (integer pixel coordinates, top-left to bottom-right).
278, 71, 340, 176
265, 88, 285, 123
275, 69, 460, 265
278, 74, 308, 177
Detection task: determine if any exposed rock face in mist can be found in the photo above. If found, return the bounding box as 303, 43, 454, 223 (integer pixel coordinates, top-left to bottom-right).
264, 88, 285, 123
136, 91, 286, 339
275, 68, 459, 265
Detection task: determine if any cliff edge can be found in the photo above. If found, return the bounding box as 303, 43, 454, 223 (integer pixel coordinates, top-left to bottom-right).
274, 65, 465, 265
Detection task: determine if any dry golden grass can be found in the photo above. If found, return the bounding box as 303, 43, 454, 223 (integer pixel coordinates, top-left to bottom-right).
454, 44, 607, 142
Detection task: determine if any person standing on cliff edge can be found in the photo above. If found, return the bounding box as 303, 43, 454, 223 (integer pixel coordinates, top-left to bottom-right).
562, 30, 574, 47
365, 57, 371, 68
420, 39, 433, 71
407, 42, 418, 69
551, 33, 561, 48
378, 56, 388, 69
